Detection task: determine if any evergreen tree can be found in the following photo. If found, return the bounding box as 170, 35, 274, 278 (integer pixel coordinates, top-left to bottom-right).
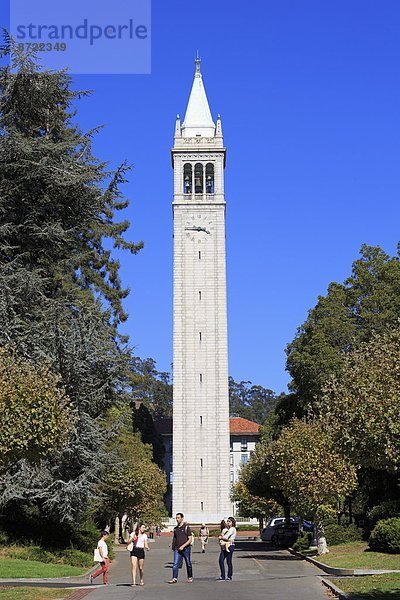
286, 244, 400, 411
0, 40, 143, 328
130, 357, 173, 418
0, 41, 142, 523
229, 376, 277, 423
132, 403, 165, 468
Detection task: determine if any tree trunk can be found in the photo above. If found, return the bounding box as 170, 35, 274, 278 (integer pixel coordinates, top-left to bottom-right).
284, 504, 291, 526
121, 513, 129, 541
310, 514, 318, 548
114, 514, 120, 545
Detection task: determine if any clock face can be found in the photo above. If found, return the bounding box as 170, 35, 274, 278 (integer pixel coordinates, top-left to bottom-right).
185, 214, 213, 242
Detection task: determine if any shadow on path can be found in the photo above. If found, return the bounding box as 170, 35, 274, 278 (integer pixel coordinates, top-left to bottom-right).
235, 541, 302, 561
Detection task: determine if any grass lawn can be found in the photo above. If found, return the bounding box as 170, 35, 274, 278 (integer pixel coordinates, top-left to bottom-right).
1, 559, 86, 579
319, 542, 400, 570
0, 588, 76, 600
334, 572, 400, 599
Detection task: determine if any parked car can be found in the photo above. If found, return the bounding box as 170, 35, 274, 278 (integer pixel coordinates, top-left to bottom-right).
261, 517, 313, 544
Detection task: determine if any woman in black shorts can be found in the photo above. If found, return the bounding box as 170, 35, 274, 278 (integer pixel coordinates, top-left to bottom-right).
128, 523, 149, 585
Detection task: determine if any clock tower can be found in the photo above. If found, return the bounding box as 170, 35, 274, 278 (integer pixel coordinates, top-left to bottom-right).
171, 57, 231, 523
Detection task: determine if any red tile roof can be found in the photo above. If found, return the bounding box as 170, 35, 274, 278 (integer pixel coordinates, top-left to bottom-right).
229, 417, 260, 434
154, 416, 260, 436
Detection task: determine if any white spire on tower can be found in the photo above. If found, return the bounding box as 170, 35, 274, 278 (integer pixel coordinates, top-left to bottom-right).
181, 54, 215, 138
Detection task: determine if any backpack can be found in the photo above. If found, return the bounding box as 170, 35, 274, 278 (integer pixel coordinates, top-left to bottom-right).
185, 525, 195, 546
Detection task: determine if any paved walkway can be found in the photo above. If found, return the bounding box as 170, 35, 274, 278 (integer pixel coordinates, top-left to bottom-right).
87, 537, 328, 600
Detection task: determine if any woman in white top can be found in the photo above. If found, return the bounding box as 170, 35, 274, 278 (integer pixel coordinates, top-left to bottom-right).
217, 517, 237, 581
128, 524, 149, 586
90, 530, 110, 585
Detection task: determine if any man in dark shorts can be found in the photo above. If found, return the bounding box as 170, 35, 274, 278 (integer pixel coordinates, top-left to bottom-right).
168, 513, 193, 583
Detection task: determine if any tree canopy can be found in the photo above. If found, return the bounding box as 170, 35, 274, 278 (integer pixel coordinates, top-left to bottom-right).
0, 42, 145, 525
231, 480, 279, 524
319, 327, 400, 473
0, 347, 73, 465
229, 376, 277, 423
269, 420, 357, 517
129, 357, 173, 418
286, 245, 400, 411
100, 407, 167, 524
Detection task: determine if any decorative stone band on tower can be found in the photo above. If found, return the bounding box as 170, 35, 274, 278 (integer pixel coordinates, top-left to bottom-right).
171, 57, 231, 523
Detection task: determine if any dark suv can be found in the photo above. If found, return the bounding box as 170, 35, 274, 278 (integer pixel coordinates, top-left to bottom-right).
261, 518, 313, 546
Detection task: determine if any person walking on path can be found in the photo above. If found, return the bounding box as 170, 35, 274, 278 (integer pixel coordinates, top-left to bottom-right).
90, 530, 110, 585
199, 524, 209, 553
168, 512, 193, 584
218, 517, 237, 581
128, 523, 150, 586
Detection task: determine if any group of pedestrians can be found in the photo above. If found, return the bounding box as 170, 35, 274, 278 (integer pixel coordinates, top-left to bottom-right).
91, 513, 238, 586
91, 524, 151, 586
168, 512, 237, 584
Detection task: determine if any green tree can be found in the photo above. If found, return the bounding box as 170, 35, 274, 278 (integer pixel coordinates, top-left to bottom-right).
286, 245, 400, 411
269, 420, 357, 554
131, 403, 165, 468
231, 481, 279, 529
130, 358, 173, 418
0, 347, 73, 465
229, 376, 277, 423
239, 442, 291, 523
0, 41, 143, 328
260, 392, 303, 440
0, 41, 142, 523
319, 327, 400, 473
101, 407, 167, 529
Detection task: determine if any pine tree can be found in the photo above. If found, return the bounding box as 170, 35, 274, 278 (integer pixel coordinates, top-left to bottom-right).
0, 39, 143, 523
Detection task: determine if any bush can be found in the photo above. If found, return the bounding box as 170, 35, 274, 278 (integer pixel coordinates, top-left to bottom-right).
5, 545, 93, 567
5, 546, 30, 561
208, 529, 221, 537
26, 547, 56, 563
367, 502, 400, 534
106, 537, 115, 561
0, 506, 102, 552
7, 546, 55, 563
69, 521, 114, 559
69, 521, 99, 553
55, 549, 92, 568
325, 523, 363, 546
0, 530, 9, 546
293, 531, 312, 552
369, 518, 400, 554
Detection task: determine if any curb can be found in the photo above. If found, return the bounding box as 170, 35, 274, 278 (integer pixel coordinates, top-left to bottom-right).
288, 548, 400, 576
320, 577, 350, 600
0, 565, 97, 588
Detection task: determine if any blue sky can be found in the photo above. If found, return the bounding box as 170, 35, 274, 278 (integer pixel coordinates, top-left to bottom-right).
2, 1, 400, 393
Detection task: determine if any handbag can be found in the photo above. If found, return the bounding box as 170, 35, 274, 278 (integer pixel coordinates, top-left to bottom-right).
127, 536, 137, 552
93, 547, 102, 562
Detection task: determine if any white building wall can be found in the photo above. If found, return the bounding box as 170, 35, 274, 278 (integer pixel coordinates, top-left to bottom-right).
230, 436, 258, 486
172, 140, 231, 523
